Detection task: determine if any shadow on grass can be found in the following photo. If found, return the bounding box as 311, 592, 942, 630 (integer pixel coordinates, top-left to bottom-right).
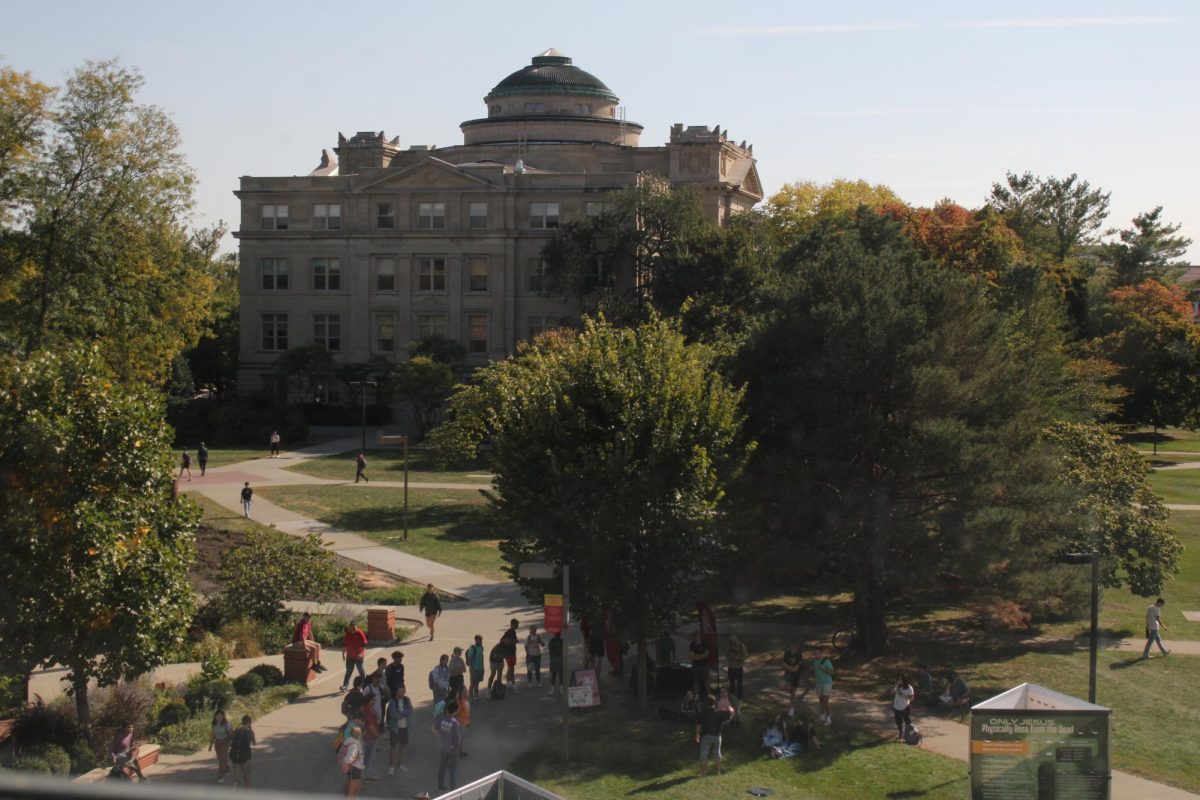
323, 503, 494, 542
1109, 656, 1146, 670
887, 778, 963, 798
1119, 431, 1176, 447
628, 775, 695, 794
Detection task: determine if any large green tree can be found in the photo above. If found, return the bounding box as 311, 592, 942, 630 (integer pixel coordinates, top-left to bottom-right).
1103, 207, 1192, 289
0, 349, 197, 725
431, 317, 751, 704
0, 60, 222, 385
736, 211, 1084, 654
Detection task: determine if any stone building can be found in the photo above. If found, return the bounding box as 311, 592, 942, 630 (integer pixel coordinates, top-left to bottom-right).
234, 49, 763, 399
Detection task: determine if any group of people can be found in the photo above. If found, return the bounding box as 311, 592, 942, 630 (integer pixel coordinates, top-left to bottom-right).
177, 443, 209, 481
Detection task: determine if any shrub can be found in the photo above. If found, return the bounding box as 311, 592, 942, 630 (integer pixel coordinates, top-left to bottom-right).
218, 530, 357, 622
168, 395, 307, 448
247, 664, 286, 688
206, 679, 235, 710
91, 681, 156, 732
66, 737, 99, 773
1007, 563, 1093, 622
220, 618, 266, 658
308, 615, 354, 648
11, 753, 52, 774
156, 701, 190, 729
13, 697, 80, 751
233, 672, 264, 696
361, 584, 427, 606
20, 744, 71, 775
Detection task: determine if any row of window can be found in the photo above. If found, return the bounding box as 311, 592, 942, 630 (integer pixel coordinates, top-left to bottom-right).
260, 201, 610, 231
260, 313, 562, 354
258, 257, 548, 293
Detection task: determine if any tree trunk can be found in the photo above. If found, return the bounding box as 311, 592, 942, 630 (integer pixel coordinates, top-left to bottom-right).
852, 528, 891, 656
636, 638, 648, 709
72, 671, 90, 729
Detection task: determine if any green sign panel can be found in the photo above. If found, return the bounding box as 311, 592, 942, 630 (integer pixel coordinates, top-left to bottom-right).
970, 711, 1109, 799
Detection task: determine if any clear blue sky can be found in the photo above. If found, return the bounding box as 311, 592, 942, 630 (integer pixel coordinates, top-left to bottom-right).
6, 0, 1198, 259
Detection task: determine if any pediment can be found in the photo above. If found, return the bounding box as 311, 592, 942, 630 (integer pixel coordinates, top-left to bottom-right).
741, 162, 763, 199
359, 157, 496, 192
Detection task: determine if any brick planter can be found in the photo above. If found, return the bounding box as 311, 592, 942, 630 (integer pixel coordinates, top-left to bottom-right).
367, 608, 395, 642
283, 642, 318, 684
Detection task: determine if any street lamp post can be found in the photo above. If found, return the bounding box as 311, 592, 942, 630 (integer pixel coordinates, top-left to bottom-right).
348, 380, 377, 453
1059, 551, 1100, 703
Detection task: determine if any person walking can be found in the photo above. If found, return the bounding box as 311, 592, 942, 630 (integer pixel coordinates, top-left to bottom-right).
341, 622, 368, 691
355, 451, 369, 483
197, 442, 209, 477
547, 630, 564, 695
500, 619, 520, 692
386, 686, 413, 775
892, 674, 915, 740
781, 641, 804, 707
337, 724, 364, 797
208, 710, 233, 783
813, 652, 834, 725
727, 635, 748, 700
240, 482, 253, 518
178, 449, 193, 481
228, 715, 256, 789
695, 693, 733, 777
433, 700, 464, 792
269, 430, 281, 458
465, 635, 485, 700
525, 625, 545, 688
429, 654, 451, 705
1144, 597, 1171, 658
419, 583, 442, 641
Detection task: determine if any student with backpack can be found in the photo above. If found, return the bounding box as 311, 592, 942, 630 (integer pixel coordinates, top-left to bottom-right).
228, 715, 256, 789
465, 635, 486, 700
338, 724, 365, 798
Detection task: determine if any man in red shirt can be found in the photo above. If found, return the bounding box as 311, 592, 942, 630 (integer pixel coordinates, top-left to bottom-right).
292, 612, 326, 673
341, 621, 369, 692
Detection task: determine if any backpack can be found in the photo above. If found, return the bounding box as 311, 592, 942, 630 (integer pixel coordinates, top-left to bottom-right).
337, 741, 355, 774
229, 728, 252, 764
903, 723, 922, 746
490, 681, 506, 700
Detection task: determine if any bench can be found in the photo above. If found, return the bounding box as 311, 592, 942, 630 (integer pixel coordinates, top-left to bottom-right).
74, 742, 161, 783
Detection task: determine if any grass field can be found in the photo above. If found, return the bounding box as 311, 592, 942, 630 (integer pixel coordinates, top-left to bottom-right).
1122, 426, 1200, 453
255, 484, 506, 579
283, 448, 493, 485
176, 447, 274, 470
1148, 469, 1200, 505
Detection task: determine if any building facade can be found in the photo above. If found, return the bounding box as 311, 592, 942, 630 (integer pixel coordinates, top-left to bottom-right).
235, 49, 763, 398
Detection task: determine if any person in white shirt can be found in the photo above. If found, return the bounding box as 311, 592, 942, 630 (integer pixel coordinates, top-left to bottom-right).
892, 675, 915, 740
1143, 597, 1170, 658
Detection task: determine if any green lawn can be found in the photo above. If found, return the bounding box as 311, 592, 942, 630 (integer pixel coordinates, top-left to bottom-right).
177, 447, 276, 469
1122, 426, 1200, 453
1147, 469, 1200, 505
255, 484, 506, 579
1144, 453, 1200, 467
282, 447, 493, 485
187, 492, 274, 536
511, 694, 969, 800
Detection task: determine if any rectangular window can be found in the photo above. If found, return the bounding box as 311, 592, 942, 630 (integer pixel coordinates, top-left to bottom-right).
313, 203, 341, 230
574, 103, 592, 114
585, 201, 608, 217
468, 202, 488, 229
376, 202, 395, 229
313, 314, 341, 351
312, 258, 340, 291
375, 314, 395, 352
261, 204, 289, 230
530, 202, 560, 229
261, 313, 288, 351
528, 258, 546, 292
523, 102, 545, 113
376, 258, 395, 291
467, 257, 488, 292
416, 313, 447, 339
417, 202, 446, 229
467, 313, 488, 354
417, 257, 446, 292
527, 315, 559, 340
261, 258, 289, 290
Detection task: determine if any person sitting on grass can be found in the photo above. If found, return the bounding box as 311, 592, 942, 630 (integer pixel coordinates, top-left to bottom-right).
658, 689, 699, 723
915, 663, 936, 706
788, 713, 820, 751
761, 712, 788, 751
939, 671, 971, 708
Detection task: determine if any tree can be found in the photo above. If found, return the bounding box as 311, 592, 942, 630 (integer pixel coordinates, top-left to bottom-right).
0, 60, 222, 385
988, 171, 1111, 264
736, 211, 1082, 654
0, 349, 197, 725
430, 317, 751, 705
903, 202, 1025, 282
184, 252, 240, 397
218, 530, 356, 622
409, 334, 467, 366
1044, 422, 1181, 595
273, 343, 337, 404
389, 355, 455, 440
765, 179, 907, 238
1103, 207, 1192, 288
1094, 280, 1200, 446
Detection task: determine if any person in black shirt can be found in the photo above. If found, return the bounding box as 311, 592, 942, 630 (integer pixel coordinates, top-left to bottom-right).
689, 632, 710, 699
695, 694, 732, 776
419, 584, 442, 641
197, 442, 208, 476
385, 652, 406, 697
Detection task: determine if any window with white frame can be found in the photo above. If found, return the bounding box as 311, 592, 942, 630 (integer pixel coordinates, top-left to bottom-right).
415, 313, 447, 339
467, 257, 488, 292
417, 202, 446, 229
529, 202, 560, 229
468, 202, 488, 229
466, 313, 488, 354
528, 258, 546, 292
376, 202, 395, 229
376, 258, 395, 291
417, 257, 446, 292
261, 258, 289, 290
313, 314, 341, 351
312, 258, 340, 291
313, 203, 341, 230
261, 204, 289, 230
261, 313, 288, 350
375, 314, 395, 352
527, 315, 559, 340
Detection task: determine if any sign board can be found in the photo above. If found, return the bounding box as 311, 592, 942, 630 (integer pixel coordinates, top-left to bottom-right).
519, 562, 556, 580
568, 668, 600, 708
970, 683, 1110, 800
544, 594, 564, 634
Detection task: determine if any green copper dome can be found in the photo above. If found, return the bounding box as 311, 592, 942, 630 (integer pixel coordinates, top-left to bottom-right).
486, 49, 619, 103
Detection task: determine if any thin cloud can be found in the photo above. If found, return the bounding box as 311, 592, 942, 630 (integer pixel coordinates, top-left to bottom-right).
700, 22, 917, 35
794, 109, 919, 118
949, 16, 1181, 29
795, 107, 1132, 118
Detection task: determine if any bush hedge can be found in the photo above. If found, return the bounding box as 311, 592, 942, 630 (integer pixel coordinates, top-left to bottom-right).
156, 701, 190, 729
167, 396, 308, 448
233, 673, 264, 696
247, 664, 287, 688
